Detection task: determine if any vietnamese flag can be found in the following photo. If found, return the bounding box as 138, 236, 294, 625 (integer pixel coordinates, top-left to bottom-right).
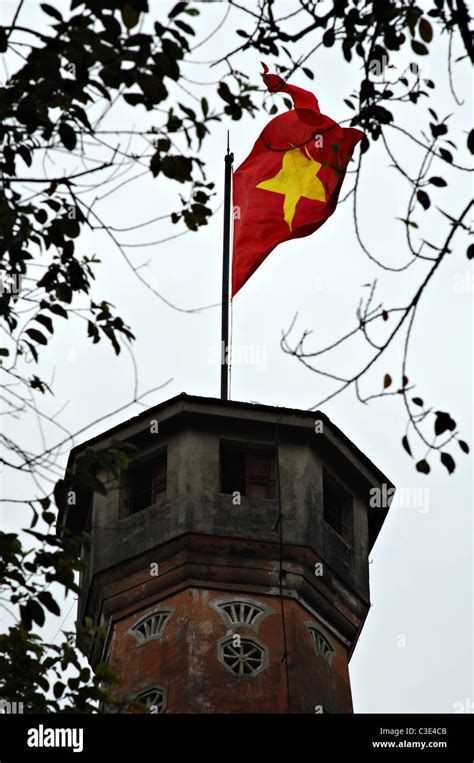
232, 64, 364, 296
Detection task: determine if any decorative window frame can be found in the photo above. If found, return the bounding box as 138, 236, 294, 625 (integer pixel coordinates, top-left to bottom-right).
127, 606, 175, 646
132, 685, 167, 714
304, 621, 336, 666
217, 634, 269, 677
209, 596, 274, 632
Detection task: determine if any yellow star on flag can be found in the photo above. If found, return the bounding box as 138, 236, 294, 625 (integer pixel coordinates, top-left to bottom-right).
256, 146, 326, 231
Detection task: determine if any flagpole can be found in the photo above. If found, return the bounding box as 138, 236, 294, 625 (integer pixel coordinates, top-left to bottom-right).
220, 133, 233, 400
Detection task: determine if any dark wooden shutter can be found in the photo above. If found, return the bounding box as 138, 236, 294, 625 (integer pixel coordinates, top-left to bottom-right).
151, 459, 167, 505
246, 453, 274, 498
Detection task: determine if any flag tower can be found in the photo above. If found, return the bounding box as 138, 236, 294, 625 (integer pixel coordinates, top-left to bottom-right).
61, 71, 391, 715
64, 394, 392, 714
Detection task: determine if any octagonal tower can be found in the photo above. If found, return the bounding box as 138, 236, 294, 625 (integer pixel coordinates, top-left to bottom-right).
63, 393, 392, 713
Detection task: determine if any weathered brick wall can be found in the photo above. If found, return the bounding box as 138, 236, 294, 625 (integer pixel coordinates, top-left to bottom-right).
108, 587, 352, 714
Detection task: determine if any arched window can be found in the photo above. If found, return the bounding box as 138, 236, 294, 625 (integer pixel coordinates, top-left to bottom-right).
127, 607, 174, 645
210, 597, 273, 631
305, 623, 335, 666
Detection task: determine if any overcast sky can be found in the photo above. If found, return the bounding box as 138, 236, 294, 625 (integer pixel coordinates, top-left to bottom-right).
1, 0, 472, 713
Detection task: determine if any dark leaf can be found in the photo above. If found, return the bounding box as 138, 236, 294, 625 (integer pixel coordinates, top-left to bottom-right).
35, 314, 54, 334
38, 591, 60, 616
439, 148, 453, 163
373, 105, 393, 124
434, 411, 456, 436
55, 283, 72, 303
161, 155, 192, 182
123, 93, 144, 107
20, 603, 32, 630
411, 40, 428, 55
459, 440, 469, 454
467, 129, 474, 155
428, 176, 447, 187
323, 29, 335, 47
36, 675, 49, 693
217, 82, 233, 104
467, 244, 474, 260
138, 75, 167, 104
45, 199, 61, 212
59, 123, 76, 151
87, 321, 100, 343
35, 209, 48, 224
418, 18, 433, 43
302, 67, 314, 80
30, 600, 45, 627
175, 20, 194, 36
150, 152, 161, 177
402, 435, 412, 457
416, 190, 430, 210
53, 682, 65, 699
25, 328, 47, 345
430, 123, 448, 137
47, 303, 68, 318
342, 38, 352, 62
416, 459, 430, 474
155, 138, 171, 152
440, 452, 455, 474
412, 397, 424, 406
168, 1, 187, 18
383, 373, 392, 389
179, 103, 196, 120
40, 3, 63, 21
121, 4, 140, 29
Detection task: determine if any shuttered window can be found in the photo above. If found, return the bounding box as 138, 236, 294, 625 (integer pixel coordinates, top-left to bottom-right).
122, 453, 167, 515
221, 444, 276, 499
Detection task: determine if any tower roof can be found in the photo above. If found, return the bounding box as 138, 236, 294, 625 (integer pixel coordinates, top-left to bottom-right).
63, 392, 394, 550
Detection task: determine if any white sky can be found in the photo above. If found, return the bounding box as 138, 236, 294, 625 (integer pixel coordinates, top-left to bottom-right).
0, 0, 472, 713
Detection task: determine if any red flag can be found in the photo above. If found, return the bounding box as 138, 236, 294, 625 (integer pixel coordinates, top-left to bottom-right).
232, 65, 364, 296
